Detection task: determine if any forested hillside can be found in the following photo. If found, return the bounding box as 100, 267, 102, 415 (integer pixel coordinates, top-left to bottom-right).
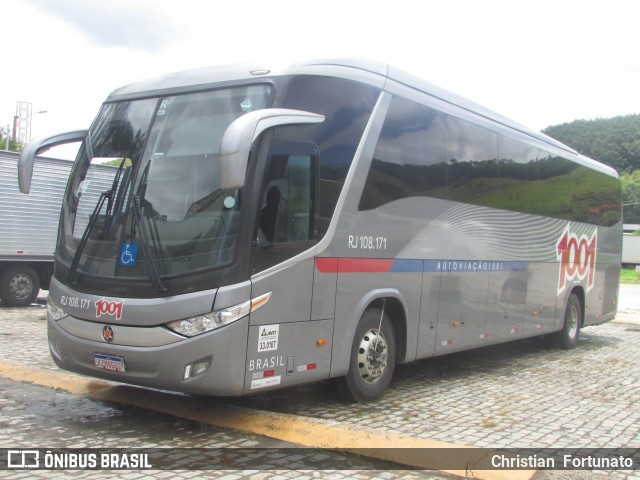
542, 114, 640, 224
542, 114, 640, 173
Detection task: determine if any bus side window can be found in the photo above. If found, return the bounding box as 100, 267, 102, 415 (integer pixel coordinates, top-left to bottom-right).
358, 97, 446, 211
260, 153, 314, 244
252, 140, 319, 273
260, 186, 281, 243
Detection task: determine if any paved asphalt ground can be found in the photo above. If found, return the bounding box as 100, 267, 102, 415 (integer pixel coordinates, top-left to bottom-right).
0, 285, 638, 479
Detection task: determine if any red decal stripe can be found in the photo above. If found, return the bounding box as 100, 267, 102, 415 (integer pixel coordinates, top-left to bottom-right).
315, 258, 339, 273
316, 257, 394, 273
338, 258, 394, 273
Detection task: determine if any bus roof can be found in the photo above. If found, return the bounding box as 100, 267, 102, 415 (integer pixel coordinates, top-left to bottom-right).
107, 58, 618, 178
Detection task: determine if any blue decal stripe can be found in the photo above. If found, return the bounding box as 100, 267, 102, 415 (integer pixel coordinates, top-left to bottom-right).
389, 259, 424, 272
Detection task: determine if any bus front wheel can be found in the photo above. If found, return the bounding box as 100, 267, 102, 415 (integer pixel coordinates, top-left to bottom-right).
554, 293, 581, 350
341, 308, 396, 403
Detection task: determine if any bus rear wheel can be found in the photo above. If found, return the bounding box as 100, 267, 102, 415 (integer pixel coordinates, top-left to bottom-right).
341, 308, 396, 403
554, 293, 581, 350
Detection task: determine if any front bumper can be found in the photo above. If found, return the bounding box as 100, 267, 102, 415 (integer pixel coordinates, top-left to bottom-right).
47, 314, 250, 396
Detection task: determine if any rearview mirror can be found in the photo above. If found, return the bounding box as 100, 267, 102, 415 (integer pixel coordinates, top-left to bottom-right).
19, 130, 88, 193
219, 109, 324, 190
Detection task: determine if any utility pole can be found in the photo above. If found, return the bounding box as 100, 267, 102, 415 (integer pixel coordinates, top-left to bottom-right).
3, 125, 10, 151
12, 115, 18, 142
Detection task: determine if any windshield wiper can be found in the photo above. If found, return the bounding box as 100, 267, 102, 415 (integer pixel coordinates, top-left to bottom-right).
105, 157, 128, 219
67, 190, 110, 285
130, 195, 168, 294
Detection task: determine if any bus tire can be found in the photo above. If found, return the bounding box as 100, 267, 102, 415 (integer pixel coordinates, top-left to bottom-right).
0, 266, 40, 307
341, 308, 396, 403
554, 293, 581, 350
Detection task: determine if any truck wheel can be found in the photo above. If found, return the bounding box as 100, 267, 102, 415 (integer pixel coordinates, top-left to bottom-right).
341, 308, 396, 403
553, 293, 581, 350
0, 266, 40, 307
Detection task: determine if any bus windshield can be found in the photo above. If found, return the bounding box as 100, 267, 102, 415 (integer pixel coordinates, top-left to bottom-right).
59, 85, 271, 288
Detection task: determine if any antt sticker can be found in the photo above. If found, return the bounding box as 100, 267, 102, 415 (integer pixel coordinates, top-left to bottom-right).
556, 225, 597, 294
257, 324, 279, 352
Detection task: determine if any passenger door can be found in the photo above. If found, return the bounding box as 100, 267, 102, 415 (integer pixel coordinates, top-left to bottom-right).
245, 140, 331, 392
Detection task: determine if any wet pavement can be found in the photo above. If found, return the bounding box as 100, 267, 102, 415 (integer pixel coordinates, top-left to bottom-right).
0, 286, 639, 479
1, 380, 434, 479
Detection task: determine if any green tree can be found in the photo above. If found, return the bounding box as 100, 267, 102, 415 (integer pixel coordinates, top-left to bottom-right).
0, 135, 24, 152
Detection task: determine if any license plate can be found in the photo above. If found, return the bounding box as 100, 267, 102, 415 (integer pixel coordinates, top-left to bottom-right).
94, 353, 126, 372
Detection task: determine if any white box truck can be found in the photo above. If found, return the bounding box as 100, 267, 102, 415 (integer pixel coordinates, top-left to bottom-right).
0, 151, 72, 306
622, 233, 640, 266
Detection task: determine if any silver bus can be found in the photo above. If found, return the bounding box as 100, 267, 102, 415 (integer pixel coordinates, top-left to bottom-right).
19, 59, 622, 402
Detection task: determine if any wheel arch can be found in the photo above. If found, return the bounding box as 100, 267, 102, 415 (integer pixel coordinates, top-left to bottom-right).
566, 284, 586, 326
331, 288, 409, 378
553, 284, 585, 350
369, 296, 407, 365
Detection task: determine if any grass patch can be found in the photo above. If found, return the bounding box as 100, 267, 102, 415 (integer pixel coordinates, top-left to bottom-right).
482, 418, 498, 428
620, 268, 640, 284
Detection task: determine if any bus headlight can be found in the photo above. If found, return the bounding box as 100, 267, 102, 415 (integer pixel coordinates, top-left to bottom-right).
166, 301, 250, 337
165, 292, 271, 338
47, 296, 69, 321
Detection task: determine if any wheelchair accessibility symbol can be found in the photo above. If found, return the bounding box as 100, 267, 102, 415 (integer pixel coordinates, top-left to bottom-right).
120, 242, 139, 266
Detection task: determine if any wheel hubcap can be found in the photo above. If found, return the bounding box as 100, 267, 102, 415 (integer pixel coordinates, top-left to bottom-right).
568, 304, 579, 339
9, 274, 33, 300
357, 329, 388, 383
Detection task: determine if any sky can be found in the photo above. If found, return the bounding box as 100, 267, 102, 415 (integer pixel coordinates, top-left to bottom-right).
1, 0, 639, 144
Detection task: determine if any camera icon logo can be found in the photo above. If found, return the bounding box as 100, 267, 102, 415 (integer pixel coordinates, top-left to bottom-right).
7, 450, 39, 468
